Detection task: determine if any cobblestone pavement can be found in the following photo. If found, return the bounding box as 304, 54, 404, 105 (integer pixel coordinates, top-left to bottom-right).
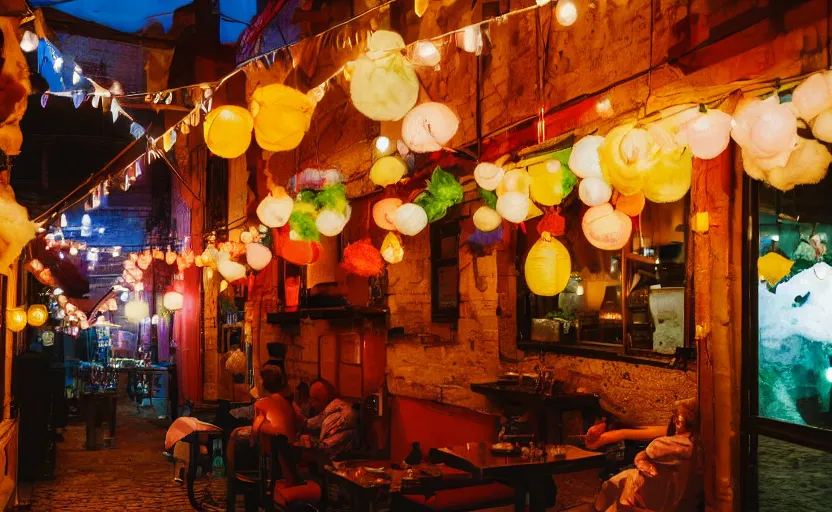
19, 404, 223, 512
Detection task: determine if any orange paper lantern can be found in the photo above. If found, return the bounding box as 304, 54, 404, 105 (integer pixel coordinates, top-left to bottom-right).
275, 228, 321, 266
372, 198, 402, 230
612, 191, 646, 217
582, 203, 633, 251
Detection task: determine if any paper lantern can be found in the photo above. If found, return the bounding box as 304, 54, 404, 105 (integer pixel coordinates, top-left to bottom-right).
401, 102, 459, 153
568, 135, 604, 178
742, 137, 831, 192
578, 177, 612, 207
373, 198, 403, 230
496, 192, 530, 224
250, 84, 316, 151
582, 203, 633, 251
811, 108, 832, 143
474, 162, 505, 191
612, 191, 645, 217
27, 304, 48, 327
731, 97, 797, 159
381, 232, 404, 264
125, 300, 149, 321
370, 155, 408, 186
276, 228, 321, 266
496, 169, 531, 196
642, 147, 693, 203
677, 109, 732, 160
473, 206, 502, 232
165, 249, 177, 265
524, 232, 571, 296
316, 209, 347, 237
758, 252, 794, 286
792, 72, 832, 122
394, 203, 428, 236
528, 159, 577, 206
350, 31, 419, 121
6, 307, 26, 332
163, 290, 184, 312
203, 106, 253, 159
217, 251, 246, 282
341, 239, 385, 277
246, 242, 273, 271
256, 190, 294, 228
599, 123, 660, 197
411, 41, 441, 67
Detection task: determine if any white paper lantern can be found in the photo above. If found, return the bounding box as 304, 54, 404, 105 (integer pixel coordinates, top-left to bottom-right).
792, 72, 832, 122
401, 102, 459, 153
578, 177, 612, 207
411, 41, 441, 67
163, 291, 184, 312
811, 108, 832, 143
568, 135, 604, 178
731, 98, 798, 159
20, 30, 39, 53
473, 206, 502, 232
256, 192, 294, 228
496, 192, 531, 224
582, 203, 633, 251
677, 109, 733, 160
316, 209, 347, 237
474, 163, 505, 191
125, 300, 149, 321
394, 203, 428, 236
217, 251, 247, 282
246, 242, 273, 271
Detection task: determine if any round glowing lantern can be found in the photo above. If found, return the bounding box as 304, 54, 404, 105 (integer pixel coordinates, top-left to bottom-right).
256, 190, 294, 228
612, 191, 646, 217
599, 123, 660, 197
217, 251, 247, 282
276, 228, 321, 265
401, 102, 459, 153
246, 242, 273, 271
497, 169, 531, 197
731, 97, 797, 159
125, 300, 149, 321
394, 203, 428, 236
381, 232, 404, 264
250, 84, 316, 151
473, 206, 502, 232
528, 159, 576, 206
677, 109, 732, 160
163, 290, 184, 312
811, 108, 832, 143
373, 198, 402, 230
474, 162, 505, 191
568, 135, 604, 179
578, 176, 612, 207
27, 304, 48, 327
6, 308, 27, 332
370, 155, 408, 187
350, 30, 419, 121
496, 191, 530, 224
316, 209, 348, 237
792, 72, 832, 122
524, 232, 571, 296
582, 203, 633, 251
642, 147, 692, 203
203, 106, 253, 159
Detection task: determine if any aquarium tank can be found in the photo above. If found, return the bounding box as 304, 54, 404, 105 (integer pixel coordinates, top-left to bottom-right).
757, 181, 832, 430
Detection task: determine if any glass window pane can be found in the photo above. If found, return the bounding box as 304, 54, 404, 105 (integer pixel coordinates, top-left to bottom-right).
757, 435, 832, 511
757, 179, 832, 430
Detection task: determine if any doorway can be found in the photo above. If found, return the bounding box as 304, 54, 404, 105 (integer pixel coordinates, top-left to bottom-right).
742, 174, 832, 510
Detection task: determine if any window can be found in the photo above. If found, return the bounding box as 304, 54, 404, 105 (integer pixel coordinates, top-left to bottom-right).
431, 221, 460, 322
517, 192, 690, 358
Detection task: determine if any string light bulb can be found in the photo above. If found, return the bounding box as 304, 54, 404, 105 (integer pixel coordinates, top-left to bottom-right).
60, 213, 68, 228
556, 0, 578, 26
20, 30, 39, 52
69, 246, 78, 256
413, 41, 441, 67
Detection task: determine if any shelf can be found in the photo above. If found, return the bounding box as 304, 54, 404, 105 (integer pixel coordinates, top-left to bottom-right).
266, 306, 389, 325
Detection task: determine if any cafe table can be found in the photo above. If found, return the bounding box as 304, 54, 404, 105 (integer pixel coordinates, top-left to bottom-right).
430, 442, 606, 512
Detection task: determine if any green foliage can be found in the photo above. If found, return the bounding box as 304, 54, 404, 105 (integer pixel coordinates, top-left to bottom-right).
414, 167, 463, 223
289, 211, 320, 241
479, 187, 497, 209
313, 184, 349, 214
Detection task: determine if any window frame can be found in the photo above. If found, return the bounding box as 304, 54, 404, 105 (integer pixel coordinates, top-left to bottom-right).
430, 220, 461, 323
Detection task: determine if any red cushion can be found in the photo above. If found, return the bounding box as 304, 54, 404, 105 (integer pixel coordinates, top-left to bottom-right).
273, 480, 321, 507
438, 465, 471, 480
402, 482, 514, 511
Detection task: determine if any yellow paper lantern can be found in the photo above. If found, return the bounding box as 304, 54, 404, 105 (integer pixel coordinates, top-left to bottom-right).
256, 190, 294, 228
370, 155, 408, 187
473, 206, 502, 232
246, 242, 273, 271
582, 203, 633, 251
529, 159, 571, 206
250, 84, 316, 151
599, 123, 660, 197
496, 191, 530, 224
203, 106, 253, 159
643, 147, 693, 203
758, 252, 794, 286
6, 307, 26, 332
381, 232, 404, 264
350, 31, 419, 121
401, 102, 459, 153
496, 169, 531, 197
524, 232, 571, 296
163, 290, 184, 312
394, 203, 428, 236
373, 198, 402, 230
569, 135, 604, 179
27, 304, 48, 327
474, 162, 505, 191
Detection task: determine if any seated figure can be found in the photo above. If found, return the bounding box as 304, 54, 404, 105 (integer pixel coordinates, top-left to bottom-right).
583, 398, 702, 512
299, 378, 358, 459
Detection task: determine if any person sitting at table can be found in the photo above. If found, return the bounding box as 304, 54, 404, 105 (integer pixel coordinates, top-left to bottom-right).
298, 378, 358, 459
580, 398, 702, 512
